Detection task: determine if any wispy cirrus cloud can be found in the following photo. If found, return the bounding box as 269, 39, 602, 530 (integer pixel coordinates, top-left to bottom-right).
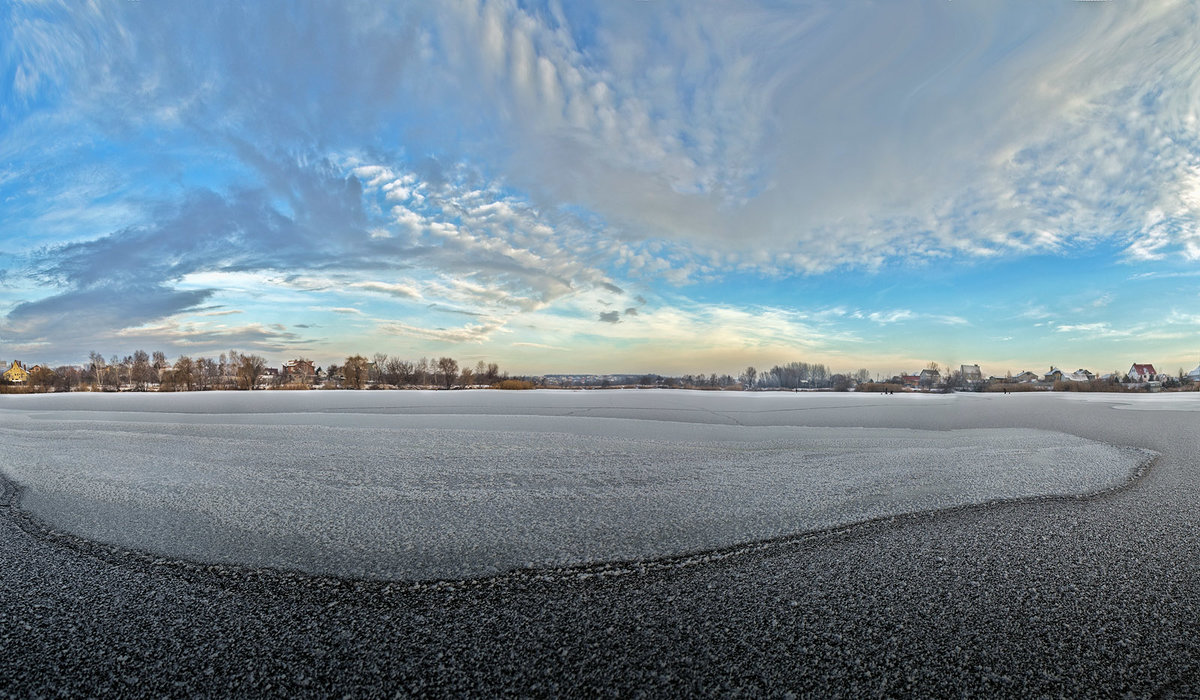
352, 281, 422, 300
378, 319, 506, 344
323, 307, 367, 317
844, 309, 968, 326
199, 309, 244, 318
10, 0, 1200, 278
113, 321, 305, 353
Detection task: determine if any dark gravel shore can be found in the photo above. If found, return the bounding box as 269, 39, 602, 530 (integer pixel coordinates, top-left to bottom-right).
2, 393, 1199, 697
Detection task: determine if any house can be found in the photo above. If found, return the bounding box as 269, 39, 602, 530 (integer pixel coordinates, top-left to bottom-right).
900, 374, 920, 388
2, 360, 29, 384
1053, 368, 1096, 382
1044, 367, 1064, 382
254, 367, 281, 389
918, 368, 941, 387
960, 364, 983, 384
1129, 363, 1158, 382
1012, 371, 1039, 383
1188, 364, 1200, 382
282, 359, 316, 382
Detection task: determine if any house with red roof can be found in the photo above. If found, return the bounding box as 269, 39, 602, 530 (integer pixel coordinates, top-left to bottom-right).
1129, 363, 1158, 382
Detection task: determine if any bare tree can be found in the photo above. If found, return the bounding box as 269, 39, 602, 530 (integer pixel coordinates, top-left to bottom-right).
415, 357, 430, 386
174, 356, 196, 391
741, 366, 757, 389
437, 357, 459, 389
383, 357, 409, 385
105, 355, 121, 390
226, 350, 242, 387
87, 352, 106, 390
131, 350, 152, 390
152, 351, 168, 384
344, 355, 370, 390
28, 365, 55, 392
115, 355, 130, 389
55, 365, 81, 392
371, 353, 389, 385
195, 357, 215, 391
235, 353, 267, 390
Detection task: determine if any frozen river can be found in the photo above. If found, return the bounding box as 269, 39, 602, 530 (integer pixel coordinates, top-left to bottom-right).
0, 390, 1153, 579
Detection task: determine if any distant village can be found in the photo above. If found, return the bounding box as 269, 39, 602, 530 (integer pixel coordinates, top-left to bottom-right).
877, 362, 1200, 393
3, 351, 1200, 394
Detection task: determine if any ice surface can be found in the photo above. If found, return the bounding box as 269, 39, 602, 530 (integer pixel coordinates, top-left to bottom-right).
0, 390, 1149, 580
1054, 392, 1200, 411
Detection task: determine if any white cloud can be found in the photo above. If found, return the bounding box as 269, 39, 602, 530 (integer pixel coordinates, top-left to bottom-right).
1055, 322, 1128, 338
419, 1, 1200, 275
847, 309, 967, 326
352, 281, 422, 300
17, 1, 1200, 281
511, 341, 565, 350
859, 310, 916, 325
200, 309, 243, 317
379, 319, 504, 344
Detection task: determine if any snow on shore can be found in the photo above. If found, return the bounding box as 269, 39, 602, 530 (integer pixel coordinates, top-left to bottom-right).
0, 391, 1149, 580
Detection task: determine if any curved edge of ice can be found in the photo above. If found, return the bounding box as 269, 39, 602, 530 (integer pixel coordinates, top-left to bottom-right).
0, 444, 1159, 587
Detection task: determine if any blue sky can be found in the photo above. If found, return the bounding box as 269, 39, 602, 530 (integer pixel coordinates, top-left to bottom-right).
3, 0, 1200, 377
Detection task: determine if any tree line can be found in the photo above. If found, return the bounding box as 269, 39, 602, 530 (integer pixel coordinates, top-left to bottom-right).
739, 362, 872, 390
5, 350, 516, 392
331, 355, 507, 390
83, 350, 270, 392
6, 351, 957, 394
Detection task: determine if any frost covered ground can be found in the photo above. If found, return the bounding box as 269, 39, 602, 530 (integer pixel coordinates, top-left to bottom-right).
5, 389, 1200, 695
0, 390, 1150, 579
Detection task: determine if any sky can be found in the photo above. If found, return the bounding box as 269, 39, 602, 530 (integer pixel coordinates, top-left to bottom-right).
3, 0, 1200, 378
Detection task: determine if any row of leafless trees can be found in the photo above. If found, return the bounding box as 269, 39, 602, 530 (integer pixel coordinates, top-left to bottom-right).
740, 363, 872, 390
83, 350, 270, 391
10, 350, 512, 392
326, 355, 507, 390
12, 351, 872, 394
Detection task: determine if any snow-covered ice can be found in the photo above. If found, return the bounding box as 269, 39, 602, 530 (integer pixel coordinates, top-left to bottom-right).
1055, 391, 1200, 411
0, 390, 1151, 579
